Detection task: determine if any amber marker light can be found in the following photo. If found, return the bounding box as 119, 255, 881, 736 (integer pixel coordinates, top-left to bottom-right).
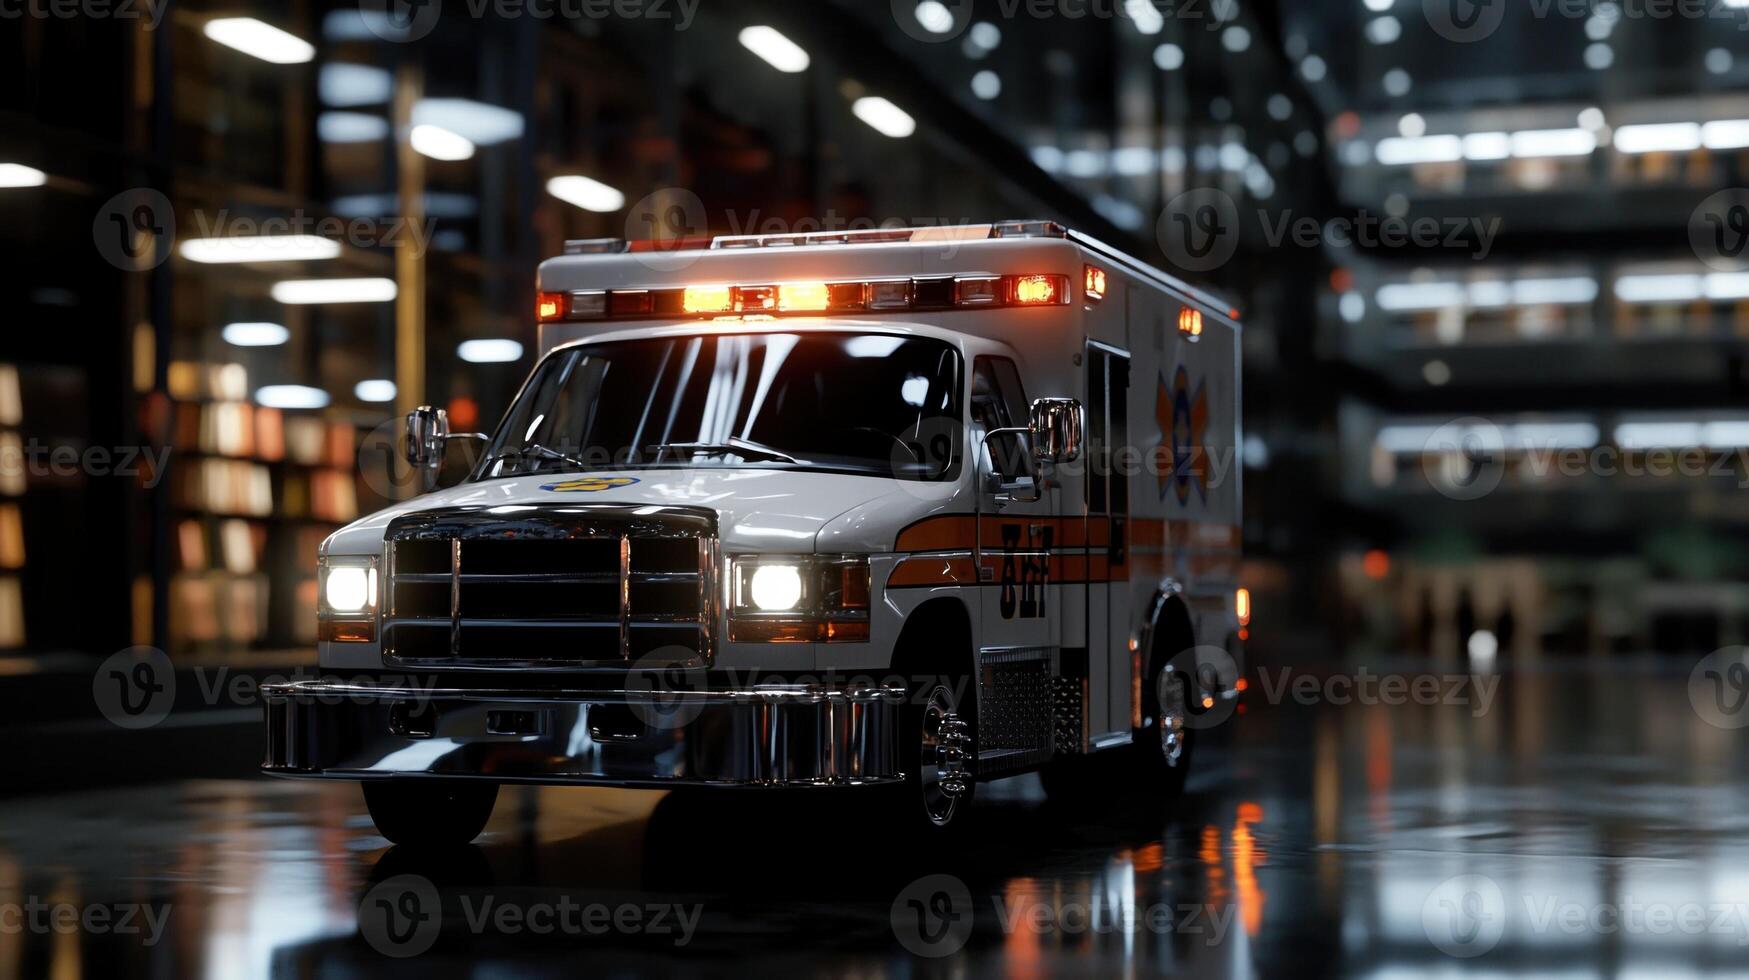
1012, 274, 1062, 305
1085, 264, 1107, 301
536, 291, 565, 322
1236, 587, 1252, 626
779, 281, 831, 312
683, 285, 734, 314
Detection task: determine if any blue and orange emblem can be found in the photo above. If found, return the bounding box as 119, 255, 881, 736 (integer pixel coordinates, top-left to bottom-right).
539, 476, 640, 493
1155, 367, 1208, 505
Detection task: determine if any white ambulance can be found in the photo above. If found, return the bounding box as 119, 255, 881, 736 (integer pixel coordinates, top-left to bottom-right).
263, 220, 1245, 843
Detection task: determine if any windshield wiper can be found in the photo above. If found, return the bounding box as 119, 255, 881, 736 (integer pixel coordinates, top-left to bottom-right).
647, 437, 801, 465
483, 443, 590, 470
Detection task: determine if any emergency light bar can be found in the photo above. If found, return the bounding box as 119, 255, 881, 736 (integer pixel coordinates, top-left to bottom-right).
536, 273, 1070, 324
560, 220, 1069, 256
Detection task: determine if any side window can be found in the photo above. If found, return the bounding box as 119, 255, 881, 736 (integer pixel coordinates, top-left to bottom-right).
972, 355, 1030, 480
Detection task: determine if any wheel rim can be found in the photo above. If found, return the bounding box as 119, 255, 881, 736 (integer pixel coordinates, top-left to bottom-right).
1156, 671, 1187, 769
919, 684, 970, 826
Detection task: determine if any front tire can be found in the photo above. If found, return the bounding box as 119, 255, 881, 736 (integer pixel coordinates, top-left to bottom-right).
362, 780, 499, 846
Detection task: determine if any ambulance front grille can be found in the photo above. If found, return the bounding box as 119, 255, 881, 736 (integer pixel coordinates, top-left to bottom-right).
381, 505, 717, 667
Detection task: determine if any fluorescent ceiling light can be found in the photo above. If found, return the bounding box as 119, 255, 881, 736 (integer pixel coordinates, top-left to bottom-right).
221, 322, 291, 347
737, 26, 810, 73
180, 235, 341, 264
318, 112, 390, 143
203, 18, 315, 64
1510, 128, 1596, 158
1375, 135, 1462, 165
1702, 421, 1749, 448
0, 163, 47, 188
1705, 272, 1749, 300
546, 175, 625, 213
255, 385, 330, 410
457, 339, 524, 363
1510, 277, 1599, 306
1614, 274, 1702, 304
353, 379, 397, 402
271, 278, 398, 304
411, 98, 524, 146
852, 97, 916, 138
319, 63, 393, 107
1377, 421, 1599, 454
1612, 122, 1702, 154
1702, 119, 1749, 150
410, 124, 475, 161
1462, 132, 1511, 161
1376, 282, 1466, 311
1614, 421, 1703, 450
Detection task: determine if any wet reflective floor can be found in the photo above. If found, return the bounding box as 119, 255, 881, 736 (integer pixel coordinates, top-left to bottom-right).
4, 654, 1748, 978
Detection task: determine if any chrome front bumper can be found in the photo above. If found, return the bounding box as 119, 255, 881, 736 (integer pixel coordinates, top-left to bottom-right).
261, 679, 905, 787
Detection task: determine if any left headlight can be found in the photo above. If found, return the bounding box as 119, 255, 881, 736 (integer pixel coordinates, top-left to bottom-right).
729, 556, 870, 643
318, 556, 378, 642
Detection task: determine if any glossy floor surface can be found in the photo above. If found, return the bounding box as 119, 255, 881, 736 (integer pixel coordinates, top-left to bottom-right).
2, 654, 1746, 978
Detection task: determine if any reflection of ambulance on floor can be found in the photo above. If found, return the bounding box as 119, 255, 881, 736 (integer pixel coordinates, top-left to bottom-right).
263, 220, 1245, 843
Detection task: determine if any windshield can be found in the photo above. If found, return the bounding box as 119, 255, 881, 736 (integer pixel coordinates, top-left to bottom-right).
477, 332, 963, 481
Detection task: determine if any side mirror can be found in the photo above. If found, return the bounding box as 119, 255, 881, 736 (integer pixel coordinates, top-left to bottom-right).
404, 406, 450, 489
1030, 398, 1083, 464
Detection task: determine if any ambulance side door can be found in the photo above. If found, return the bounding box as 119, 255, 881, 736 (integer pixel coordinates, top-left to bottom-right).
971, 354, 1061, 673
1085, 341, 1133, 745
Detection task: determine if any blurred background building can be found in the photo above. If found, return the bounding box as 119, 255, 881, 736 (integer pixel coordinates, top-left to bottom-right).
0, 0, 1746, 675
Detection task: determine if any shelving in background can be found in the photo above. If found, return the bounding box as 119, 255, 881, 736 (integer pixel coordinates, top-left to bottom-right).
153, 361, 367, 655
0, 364, 23, 649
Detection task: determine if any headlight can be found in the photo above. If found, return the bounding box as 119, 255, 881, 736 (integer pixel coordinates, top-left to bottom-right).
730, 556, 870, 642
749, 564, 804, 611
318, 557, 378, 642
324, 567, 374, 613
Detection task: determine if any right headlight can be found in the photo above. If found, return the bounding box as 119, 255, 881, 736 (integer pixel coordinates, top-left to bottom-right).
729, 556, 870, 643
